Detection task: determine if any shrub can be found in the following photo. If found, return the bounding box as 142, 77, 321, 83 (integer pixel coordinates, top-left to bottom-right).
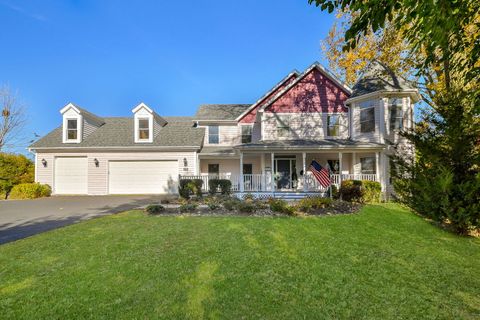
145, 204, 165, 215
178, 202, 198, 213
243, 193, 255, 201
204, 196, 221, 211
0, 153, 34, 197
339, 180, 363, 202
208, 179, 232, 195
178, 179, 203, 199
237, 201, 256, 213
362, 180, 382, 203
222, 198, 240, 211
339, 180, 382, 203
253, 199, 268, 210
8, 183, 51, 200
282, 205, 297, 216
268, 198, 288, 213
297, 197, 332, 212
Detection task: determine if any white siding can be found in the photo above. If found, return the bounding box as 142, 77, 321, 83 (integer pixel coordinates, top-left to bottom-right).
201, 125, 240, 146
200, 156, 262, 175
35, 151, 196, 195
261, 112, 349, 140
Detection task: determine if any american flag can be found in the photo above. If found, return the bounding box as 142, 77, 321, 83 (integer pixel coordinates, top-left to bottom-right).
309, 160, 331, 188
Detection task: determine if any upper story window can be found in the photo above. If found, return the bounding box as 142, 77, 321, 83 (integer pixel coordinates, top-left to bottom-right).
360, 157, 376, 174
241, 125, 252, 143
359, 100, 376, 133
276, 115, 291, 138
208, 125, 219, 144
66, 119, 78, 141
138, 118, 150, 140
327, 114, 340, 137
389, 98, 404, 131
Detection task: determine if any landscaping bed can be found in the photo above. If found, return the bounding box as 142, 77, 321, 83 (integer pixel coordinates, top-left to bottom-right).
144, 195, 362, 217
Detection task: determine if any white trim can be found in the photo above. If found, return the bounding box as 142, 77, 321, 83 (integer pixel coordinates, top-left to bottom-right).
132, 102, 153, 114
345, 89, 421, 104
30, 146, 201, 151
34, 152, 38, 182
62, 115, 83, 143
60, 103, 81, 115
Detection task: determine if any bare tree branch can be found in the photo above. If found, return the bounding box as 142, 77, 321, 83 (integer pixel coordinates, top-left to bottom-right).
0, 86, 28, 151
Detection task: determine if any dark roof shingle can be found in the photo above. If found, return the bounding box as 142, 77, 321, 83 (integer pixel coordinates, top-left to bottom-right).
351, 61, 415, 98
30, 117, 204, 149
194, 104, 251, 120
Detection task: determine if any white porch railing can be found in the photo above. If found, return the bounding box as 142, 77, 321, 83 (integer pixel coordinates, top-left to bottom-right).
180, 173, 377, 193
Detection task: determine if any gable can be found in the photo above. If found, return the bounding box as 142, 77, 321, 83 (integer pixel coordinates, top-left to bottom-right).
239, 73, 298, 123
264, 68, 350, 114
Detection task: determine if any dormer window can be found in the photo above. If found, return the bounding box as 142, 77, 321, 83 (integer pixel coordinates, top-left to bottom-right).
138, 118, 150, 140
67, 119, 78, 140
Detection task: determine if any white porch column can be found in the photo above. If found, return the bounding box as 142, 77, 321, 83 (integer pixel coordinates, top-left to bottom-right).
352, 152, 356, 175
375, 152, 380, 183
302, 152, 306, 192
338, 152, 343, 186
240, 152, 244, 192
260, 153, 265, 191
271, 152, 275, 192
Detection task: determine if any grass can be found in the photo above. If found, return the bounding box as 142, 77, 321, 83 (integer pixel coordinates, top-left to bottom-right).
0, 204, 479, 319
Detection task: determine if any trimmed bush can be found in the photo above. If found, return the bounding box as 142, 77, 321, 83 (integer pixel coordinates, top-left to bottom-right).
0, 153, 34, 198
208, 179, 232, 195
145, 204, 165, 215
204, 196, 221, 210
268, 198, 288, 213
8, 183, 51, 200
237, 201, 256, 213
297, 196, 332, 212
339, 180, 382, 203
178, 179, 203, 199
222, 198, 240, 211
282, 205, 297, 216
178, 202, 198, 213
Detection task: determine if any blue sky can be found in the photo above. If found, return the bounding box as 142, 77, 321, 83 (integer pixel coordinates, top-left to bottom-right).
0, 0, 335, 153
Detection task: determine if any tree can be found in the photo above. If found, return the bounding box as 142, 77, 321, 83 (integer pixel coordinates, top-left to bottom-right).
0, 153, 34, 198
310, 0, 480, 234
0, 86, 28, 151
322, 9, 415, 87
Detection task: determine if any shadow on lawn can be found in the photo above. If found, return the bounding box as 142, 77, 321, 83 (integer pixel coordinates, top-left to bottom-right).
0, 196, 162, 245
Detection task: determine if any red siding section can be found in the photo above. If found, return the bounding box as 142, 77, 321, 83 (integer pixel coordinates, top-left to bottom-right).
265, 68, 349, 113
239, 74, 298, 123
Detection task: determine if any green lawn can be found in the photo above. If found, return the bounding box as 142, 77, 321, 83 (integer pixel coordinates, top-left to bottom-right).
0, 204, 479, 319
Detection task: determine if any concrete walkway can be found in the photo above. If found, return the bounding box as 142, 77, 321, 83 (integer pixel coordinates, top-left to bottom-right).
0, 195, 163, 244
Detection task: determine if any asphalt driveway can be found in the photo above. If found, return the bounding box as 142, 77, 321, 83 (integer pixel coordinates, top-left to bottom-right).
0, 195, 165, 244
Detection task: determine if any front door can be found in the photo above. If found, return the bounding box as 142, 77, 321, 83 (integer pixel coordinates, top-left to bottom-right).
276, 159, 291, 189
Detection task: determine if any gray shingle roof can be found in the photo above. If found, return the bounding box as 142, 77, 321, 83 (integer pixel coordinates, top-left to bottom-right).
236, 139, 384, 150
351, 61, 415, 98
71, 103, 105, 125
30, 117, 204, 149
194, 104, 251, 120
199, 146, 237, 155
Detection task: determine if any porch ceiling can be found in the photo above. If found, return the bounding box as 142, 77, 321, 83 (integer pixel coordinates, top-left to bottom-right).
234, 139, 385, 152
199, 146, 238, 157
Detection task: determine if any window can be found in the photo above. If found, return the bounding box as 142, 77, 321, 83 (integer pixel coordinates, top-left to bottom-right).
241, 125, 252, 143
208, 126, 219, 144
359, 100, 376, 133
67, 119, 78, 140
276, 115, 290, 138
327, 160, 340, 174
389, 98, 404, 131
327, 115, 340, 136
208, 164, 219, 175
138, 118, 150, 140
243, 164, 253, 175
360, 157, 376, 174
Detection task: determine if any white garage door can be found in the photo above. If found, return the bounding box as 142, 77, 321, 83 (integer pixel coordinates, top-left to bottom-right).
108, 161, 178, 194
54, 157, 88, 194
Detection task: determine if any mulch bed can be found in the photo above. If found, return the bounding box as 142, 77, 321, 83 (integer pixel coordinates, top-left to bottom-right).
146, 200, 363, 217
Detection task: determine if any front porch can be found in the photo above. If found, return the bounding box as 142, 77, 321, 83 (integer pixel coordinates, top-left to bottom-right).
184, 148, 385, 195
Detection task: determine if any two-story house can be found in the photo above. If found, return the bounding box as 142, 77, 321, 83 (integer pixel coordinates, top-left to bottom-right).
29, 61, 419, 197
